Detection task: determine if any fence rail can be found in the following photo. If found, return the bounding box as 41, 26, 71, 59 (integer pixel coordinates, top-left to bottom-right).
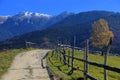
54, 39, 120, 80
63, 53, 120, 73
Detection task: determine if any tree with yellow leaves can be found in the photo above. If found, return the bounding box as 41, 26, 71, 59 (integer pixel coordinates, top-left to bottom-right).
91, 19, 114, 55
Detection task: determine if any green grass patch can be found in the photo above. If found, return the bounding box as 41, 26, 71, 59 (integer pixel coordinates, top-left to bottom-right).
0, 48, 35, 78
47, 50, 120, 80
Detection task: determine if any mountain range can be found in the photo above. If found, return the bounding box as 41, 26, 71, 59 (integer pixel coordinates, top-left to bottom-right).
0, 16, 8, 24
0, 11, 120, 54
0, 11, 73, 41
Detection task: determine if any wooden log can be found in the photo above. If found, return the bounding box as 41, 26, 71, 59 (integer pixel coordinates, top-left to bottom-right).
68, 50, 70, 67
71, 36, 76, 73
84, 39, 89, 80
104, 37, 113, 80
64, 54, 120, 73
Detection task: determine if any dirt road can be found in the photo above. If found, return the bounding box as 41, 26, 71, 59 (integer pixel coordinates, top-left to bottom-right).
1, 49, 52, 80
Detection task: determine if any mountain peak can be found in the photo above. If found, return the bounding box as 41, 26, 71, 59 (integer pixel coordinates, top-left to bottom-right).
58, 11, 74, 16
32, 12, 52, 18
13, 12, 51, 18
0, 16, 9, 24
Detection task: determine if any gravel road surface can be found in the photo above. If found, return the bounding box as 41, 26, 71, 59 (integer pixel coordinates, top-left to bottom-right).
1, 50, 52, 80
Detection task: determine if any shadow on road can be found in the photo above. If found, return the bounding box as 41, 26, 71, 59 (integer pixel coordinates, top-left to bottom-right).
41, 52, 54, 80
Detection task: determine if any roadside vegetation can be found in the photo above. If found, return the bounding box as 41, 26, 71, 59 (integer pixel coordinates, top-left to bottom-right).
47, 50, 120, 80
0, 48, 35, 78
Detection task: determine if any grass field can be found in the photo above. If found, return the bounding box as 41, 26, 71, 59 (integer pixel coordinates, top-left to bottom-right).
47, 50, 120, 80
0, 48, 35, 78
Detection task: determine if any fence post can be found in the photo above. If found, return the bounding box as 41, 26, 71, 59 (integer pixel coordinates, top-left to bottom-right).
57, 41, 61, 61
71, 36, 76, 73
68, 50, 70, 67
84, 39, 89, 80
56, 45, 58, 59
51, 50, 54, 57
63, 46, 66, 65
25, 40, 28, 48
59, 44, 62, 62
104, 37, 113, 80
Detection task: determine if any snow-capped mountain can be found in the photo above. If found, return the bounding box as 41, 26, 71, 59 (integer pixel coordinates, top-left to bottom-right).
0, 16, 9, 24
13, 12, 51, 18
0, 11, 73, 41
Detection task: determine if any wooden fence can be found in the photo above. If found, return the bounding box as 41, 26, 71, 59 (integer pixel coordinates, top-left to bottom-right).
54, 39, 120, 80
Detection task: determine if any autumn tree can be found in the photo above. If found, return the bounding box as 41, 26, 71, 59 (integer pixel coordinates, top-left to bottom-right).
90, 19, 114, 55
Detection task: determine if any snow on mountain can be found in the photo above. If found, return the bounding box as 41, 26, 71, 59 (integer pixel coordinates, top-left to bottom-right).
32, 12, 51, 18
0, 11, 73, 41
0, 16, 9, 24
13, 12, 51, 19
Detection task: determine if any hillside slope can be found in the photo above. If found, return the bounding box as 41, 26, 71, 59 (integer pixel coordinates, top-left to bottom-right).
0, 11, 73, 41
1, 11, 120, 54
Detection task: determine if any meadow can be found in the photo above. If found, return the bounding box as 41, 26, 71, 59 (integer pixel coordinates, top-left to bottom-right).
47, 50, 120, 80
0, 48, 35, 78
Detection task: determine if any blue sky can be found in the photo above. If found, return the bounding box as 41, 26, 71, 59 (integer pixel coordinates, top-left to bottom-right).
0, 0, 120, 16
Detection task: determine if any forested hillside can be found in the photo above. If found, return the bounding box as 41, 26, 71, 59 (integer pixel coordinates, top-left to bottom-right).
1, 11, 120, 54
